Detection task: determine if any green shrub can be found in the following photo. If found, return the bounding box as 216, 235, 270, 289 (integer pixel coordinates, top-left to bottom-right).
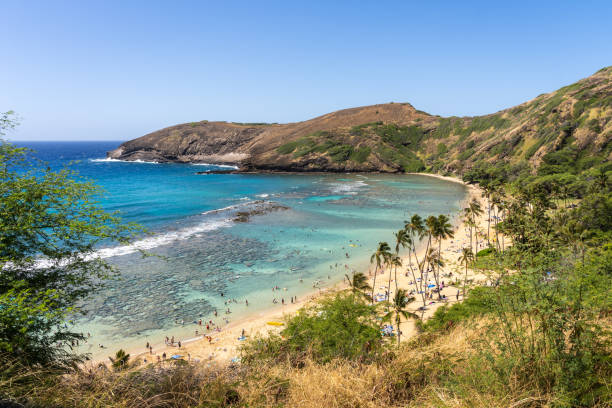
328, 144, 354, 163
458, 148, 475, 161
418, 287, 497, 332
277, 141, 299, 155
241, 292, 384, 364
350, 146, 371, 163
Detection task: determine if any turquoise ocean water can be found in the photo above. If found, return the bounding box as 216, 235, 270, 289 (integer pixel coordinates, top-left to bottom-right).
16, 141, 467, 358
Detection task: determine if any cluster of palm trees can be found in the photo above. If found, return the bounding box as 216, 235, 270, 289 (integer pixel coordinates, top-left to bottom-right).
345, 213, 461, 347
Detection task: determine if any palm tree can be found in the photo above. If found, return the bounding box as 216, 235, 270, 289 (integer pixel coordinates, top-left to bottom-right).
482, 185, 495, 246
424, 215, 438, 264
468, 199, 483, 256
491, 192, 503, 252
458, 247, 474, 297
386, 255, 402, 310
424, 247, 444, 299
109, 349, 130, 371
392, 228, 411, 293
383, 288, 418, 348
404, 215, 425, 291
432, 214, 454, 299
345, 271, 371, 301
370, 242, 392, 304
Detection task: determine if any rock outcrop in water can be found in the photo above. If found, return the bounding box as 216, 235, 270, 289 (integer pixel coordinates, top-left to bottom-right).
108, 67, 612, 174
232, 201, 289, 223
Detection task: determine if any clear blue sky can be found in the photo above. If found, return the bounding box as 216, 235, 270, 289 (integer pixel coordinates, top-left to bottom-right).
2, 1, 611, 141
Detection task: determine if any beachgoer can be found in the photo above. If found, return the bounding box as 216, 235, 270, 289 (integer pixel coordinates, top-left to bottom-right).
198, 319, 202, 326
162, 352, 166, 360
245, 299, 249, 306
282, 298, 285, 305
178, 341, 181, 348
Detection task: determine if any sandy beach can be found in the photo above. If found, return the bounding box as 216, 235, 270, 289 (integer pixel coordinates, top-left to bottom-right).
102, 174, 490, 367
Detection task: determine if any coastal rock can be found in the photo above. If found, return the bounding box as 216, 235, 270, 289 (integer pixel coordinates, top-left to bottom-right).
232, 201, 289, 223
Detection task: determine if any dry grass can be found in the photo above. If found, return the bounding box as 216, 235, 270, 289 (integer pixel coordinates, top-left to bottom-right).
8, 318, 608, 407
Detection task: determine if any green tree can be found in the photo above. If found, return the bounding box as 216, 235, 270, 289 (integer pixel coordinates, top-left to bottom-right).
465, 198, 483, 255
345, 271, 371, 301
244, 292, 384, 364
432, 214, 454, 299
108, 349, 130, 371
458, 247, 474, 297
370, 242, 391, 305
392, 228, 411, 294
0, 137, 136, 367
383, 288, 417, 348
0, 112, 18, 136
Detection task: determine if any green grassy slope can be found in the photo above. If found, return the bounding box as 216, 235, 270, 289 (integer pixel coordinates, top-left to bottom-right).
272, 66, 612, 174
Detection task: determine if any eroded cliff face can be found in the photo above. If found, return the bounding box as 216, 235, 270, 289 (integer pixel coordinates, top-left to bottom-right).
107, 121, 263, 164
108, 67, 612, 173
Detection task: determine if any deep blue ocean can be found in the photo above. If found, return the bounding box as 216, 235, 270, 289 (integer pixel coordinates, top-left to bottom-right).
15, 141, 467, 357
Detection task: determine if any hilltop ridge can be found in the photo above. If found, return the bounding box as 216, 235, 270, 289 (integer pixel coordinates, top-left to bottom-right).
108, 67, 612, 174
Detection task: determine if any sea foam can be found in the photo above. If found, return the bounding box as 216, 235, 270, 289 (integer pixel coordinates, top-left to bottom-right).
90, 158, 160, 164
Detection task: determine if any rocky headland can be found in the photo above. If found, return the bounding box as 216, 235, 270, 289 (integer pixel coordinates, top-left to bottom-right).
108, 67, 612, 174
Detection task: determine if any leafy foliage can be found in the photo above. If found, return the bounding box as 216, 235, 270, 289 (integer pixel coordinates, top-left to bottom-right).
241, 292, 384, 364
0, 139, 137, 367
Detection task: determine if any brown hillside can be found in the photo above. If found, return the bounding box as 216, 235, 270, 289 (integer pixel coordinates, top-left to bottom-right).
108, 67, 612, 174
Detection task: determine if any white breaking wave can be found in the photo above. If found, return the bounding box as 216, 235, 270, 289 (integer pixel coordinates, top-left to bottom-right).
201, 201, 255, 216
103, 201, 260, 258
31, 201, 267, 268
256, 193, 270, 198
329, 180, 368, 194
95, 219, 231, 259
90, 158, 160, 164
31, 218, 232, 269
191, 163, 239, 169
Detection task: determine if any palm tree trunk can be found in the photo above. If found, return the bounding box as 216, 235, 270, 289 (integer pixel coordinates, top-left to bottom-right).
487, 196, 491, 246
463, 262, 468, 297
435, 239, 442, 300
396, 314, 401, 348
474, 219, 479, 257
371, 265, 378, 305
394, 263, 398, 298
468, 223, 473, 256
407, 250, 426, 310
387, 265, 393, 309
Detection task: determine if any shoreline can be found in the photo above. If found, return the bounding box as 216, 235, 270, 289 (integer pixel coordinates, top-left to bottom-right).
90, 173, 486, 367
